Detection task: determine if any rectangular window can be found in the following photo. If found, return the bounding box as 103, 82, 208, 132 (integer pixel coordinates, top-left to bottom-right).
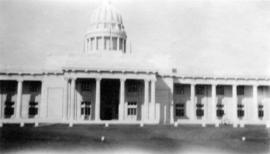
124, 40, 126, 52
237, 104, 244, 118
196, 86, 204, 95
96, 37, 102, 50
1, 82, 17, 92
128, 84, 138, 92
29, 83, 40, 92
258, 104, 264, 118
29, 101, 38, 117
175, 85, 185, 95
104, 37, 110, 50
119, 38, 123, 50
175, 103, 185, 117
112, 37, 117, 50
196, 103, 204, 117
4, 101, 15, 118
237, 86, 245, 95
81, 101, 91, 119
127, 102, 137, 116
81, 81, 91, 91
216, 103, 224, 118
216, 86, 224, 95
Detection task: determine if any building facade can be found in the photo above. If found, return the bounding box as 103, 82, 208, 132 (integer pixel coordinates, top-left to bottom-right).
0, 2, 270, 128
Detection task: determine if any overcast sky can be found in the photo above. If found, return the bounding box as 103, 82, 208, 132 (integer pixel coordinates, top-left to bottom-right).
1, 0, 270, 76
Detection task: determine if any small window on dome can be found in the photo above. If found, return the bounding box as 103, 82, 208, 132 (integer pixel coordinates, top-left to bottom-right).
112, 23, 116, 29
118, 24, 121, 30
104, 23, 108, 29
90, 38, 94, 51
119, 38, 123, 50
112, 37, 117, 50
96, 37, 102, 50
104, 37, 110, 50
124, 40, 126, 53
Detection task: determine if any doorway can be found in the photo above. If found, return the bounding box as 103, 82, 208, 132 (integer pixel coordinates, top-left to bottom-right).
100, 79, 120, 120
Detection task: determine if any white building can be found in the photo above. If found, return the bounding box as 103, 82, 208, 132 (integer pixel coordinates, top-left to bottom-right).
0, 2, 270, 128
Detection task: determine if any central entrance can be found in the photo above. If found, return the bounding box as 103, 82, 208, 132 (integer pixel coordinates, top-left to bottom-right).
100, 79, 120, 120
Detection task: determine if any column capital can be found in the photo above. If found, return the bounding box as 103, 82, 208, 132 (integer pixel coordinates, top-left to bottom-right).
212, 84, 217, 87
120, 77, 126, 82
150, 78, 157, 83
144, 78, 150, 82
17, 79, 23, 82
253, 84, 259, 88
96, 77, 102, 82
190, 83, 196, 86
232, 84, 238, 87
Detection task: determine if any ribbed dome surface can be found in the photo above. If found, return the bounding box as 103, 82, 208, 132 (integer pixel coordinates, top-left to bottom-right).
90, 2, 123, 25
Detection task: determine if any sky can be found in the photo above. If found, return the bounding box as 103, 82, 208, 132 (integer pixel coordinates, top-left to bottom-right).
0, 0, 270, 77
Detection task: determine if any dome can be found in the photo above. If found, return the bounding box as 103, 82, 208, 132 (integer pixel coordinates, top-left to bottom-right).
90, 2, 123, 26
84, 2, 127, 54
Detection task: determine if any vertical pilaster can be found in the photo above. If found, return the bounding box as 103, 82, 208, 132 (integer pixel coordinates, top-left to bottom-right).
0, 82, 2, 119
150, 79, 156, 121
190, 83, 195, 120
212, 84, 217, 124
63, 78, 69, 120
232, 84, 238, 127
85, 38, 88, 53
253, 85, 258, 121
16, 79, 23, 119
119, 78, 125, 121
70, 78, 75, 122
144, 79, 149, 121
95, 78, 101, 121
170, 83, 174, 124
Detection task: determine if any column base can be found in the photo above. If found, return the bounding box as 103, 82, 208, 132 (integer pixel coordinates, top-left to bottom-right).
20, 122, 24, 127
233, 123, 238, 128
34, 122, 39, 127
69, 122, 73, 127
240, 123, 245, 128
140, 122, 144, 127
202, 123, 206, 127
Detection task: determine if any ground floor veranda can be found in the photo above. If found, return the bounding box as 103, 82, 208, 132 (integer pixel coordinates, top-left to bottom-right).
0, 72, 270, 128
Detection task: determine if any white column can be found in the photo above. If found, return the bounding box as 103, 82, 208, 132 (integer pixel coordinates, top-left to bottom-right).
84, 38, 88, 53
144, 79, 149, 121
170, 84, 174, 124
119, 78, 125, 121
95, 78, 101, 121
63, 78, 69, 120
150, 79, 156, 121
232, 84, 238, 127
253, 85, 258, 121
190, 84, 195, 120
16, 80, 23, 119
0, 82, 2, 119
212, 84, 217, 124
70, 78, 75, 121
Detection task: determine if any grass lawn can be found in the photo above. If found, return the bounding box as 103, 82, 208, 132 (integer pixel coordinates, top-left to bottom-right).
0, 124, 269, 154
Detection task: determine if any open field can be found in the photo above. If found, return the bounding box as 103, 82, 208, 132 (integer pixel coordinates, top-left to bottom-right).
0, 124, 269, 154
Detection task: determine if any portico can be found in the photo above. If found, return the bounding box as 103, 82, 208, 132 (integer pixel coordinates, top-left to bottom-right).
64, 68, 158, 125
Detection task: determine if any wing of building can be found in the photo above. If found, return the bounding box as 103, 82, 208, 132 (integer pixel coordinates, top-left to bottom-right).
0, 2, 270, 128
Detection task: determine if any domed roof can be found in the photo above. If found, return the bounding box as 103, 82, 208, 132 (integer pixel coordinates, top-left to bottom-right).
90, 2, 123, 25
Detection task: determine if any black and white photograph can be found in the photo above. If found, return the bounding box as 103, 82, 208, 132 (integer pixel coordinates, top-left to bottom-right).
0, 0, 270, 153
